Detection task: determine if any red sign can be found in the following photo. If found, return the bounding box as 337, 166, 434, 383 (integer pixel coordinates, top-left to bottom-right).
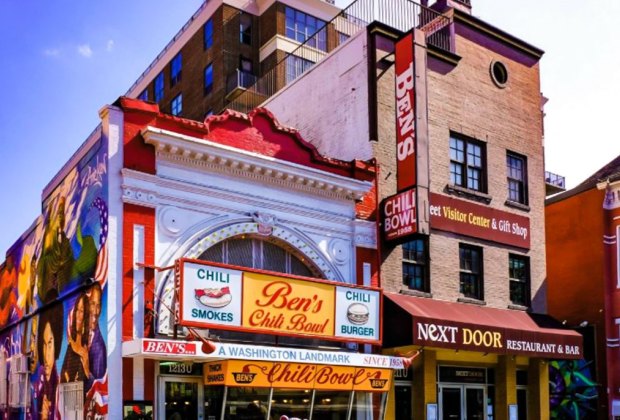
382, 189, 417, 241
142, 339, 197, 355
430, 193, 530, 248
395, 32, 416, 192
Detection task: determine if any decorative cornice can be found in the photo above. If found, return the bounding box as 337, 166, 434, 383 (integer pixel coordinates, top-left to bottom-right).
141, 126, 372, 201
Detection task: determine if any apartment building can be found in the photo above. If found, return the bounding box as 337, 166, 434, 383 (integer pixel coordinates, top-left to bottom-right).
125, 0, 346, 120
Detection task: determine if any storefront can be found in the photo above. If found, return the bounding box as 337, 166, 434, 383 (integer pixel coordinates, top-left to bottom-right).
123, 338, 404, 419
383, 293, 584, 419
122, 258, 404, 419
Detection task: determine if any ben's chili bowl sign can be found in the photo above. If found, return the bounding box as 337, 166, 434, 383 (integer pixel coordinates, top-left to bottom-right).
382, 189, 417, 241
178, 259, 381, 344
205, 360, 392, 392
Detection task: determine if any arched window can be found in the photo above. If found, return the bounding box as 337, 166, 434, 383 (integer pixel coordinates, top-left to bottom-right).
198, 235, 324, 279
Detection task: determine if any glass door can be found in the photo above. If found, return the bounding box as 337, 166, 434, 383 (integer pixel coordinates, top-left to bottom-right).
394, 384, 412, 420
464, 386, 485, 420
159, 376, 204, 420
440, 386, 462, 420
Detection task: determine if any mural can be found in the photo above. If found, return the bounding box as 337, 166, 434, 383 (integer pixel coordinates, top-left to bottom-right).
0, 139, 108, 419
549, 359, 598, 420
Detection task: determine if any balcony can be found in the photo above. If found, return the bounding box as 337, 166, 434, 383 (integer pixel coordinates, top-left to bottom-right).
225, 70, 260, 101
545, 171, 566, 196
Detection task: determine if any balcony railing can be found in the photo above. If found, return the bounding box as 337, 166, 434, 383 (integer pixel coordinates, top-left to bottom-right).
227, 0, 452, 114
545, 171, 566, 195
226, 70, 259, 99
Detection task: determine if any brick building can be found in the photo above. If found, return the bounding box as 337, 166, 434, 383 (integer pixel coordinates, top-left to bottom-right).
263, 0, 583, 418
124, 0, 346, 120
546, 156, 620, 419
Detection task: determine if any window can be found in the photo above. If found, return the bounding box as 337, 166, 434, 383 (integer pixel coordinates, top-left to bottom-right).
171, 93, 182, 116
509, 254, 530, 306
138, 88, 148, 102
240, 57, 253, 73
285, 7, 327, 51
204, 18, 214, 49
507, 152, 528, 205
338, 32, 350, 45
171, 53, 182, 86
8, 354, 28, 408
204, 64, 213, 94
59, 382, 84, 418
459, 244, 483, 300
450, 134, 486, 192
285, 55, 313, 84
199, 236, 322, 278
154, 71, 164, 102
240, 13, 252, 45
402, 238, 428, 292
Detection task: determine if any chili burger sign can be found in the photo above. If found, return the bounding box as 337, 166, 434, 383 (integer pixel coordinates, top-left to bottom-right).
177, 259, 382, 344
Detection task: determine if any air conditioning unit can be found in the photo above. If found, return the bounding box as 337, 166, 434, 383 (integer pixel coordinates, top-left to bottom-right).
11, 355, 28, 374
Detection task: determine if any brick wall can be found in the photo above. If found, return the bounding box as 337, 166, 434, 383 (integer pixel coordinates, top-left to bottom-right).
376, 31, 546, 311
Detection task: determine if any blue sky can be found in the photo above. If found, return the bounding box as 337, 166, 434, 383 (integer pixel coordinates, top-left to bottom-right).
1, 0, 619, 256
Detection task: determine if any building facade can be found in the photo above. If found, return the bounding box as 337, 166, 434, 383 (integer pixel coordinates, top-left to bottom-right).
0, 96, 416, 419
263, 0, 583, 419
546, 156, 620, 419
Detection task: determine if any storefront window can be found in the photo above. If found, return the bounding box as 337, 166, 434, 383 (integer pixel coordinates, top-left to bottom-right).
270, 388, 312, 419
205, 386, 225, 420
353, 392, 388, 420
312, 390, 351, 419
224, 387, 270, 419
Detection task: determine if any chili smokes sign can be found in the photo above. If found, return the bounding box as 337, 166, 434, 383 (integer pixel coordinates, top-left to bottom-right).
429, 193, 530, 249
177, 259, 382, 344
395, 31, 416, 192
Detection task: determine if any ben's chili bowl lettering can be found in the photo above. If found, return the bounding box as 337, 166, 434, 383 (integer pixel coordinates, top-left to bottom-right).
248, 281, 329, 334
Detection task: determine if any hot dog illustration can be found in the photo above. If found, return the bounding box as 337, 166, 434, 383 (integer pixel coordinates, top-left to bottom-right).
195, 286, 232, 308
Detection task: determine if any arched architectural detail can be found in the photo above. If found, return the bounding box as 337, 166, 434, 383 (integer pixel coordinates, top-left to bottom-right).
155, 216, 343, 335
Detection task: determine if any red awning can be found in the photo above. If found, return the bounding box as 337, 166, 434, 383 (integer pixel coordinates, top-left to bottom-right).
385, 293, 583, 359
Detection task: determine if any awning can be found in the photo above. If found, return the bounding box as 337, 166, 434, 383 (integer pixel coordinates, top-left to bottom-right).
385, 293, 583, 359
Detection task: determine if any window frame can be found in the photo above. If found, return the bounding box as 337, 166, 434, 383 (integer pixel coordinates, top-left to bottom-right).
138, 88, 149, 102
402, 237, 429, 292
449, 133, 487, 193
170, 52, 182, 87
506, 151, 528, 205
459, 243, 483, 300
171, 93, 182, 116
285, 55, 313, 84
509, 254, 530, 307
204, 18, 214, 49
240, 13, 252, 45
154, 71, 165, 102
284, 6, 327, 51
204, 63, 214, 95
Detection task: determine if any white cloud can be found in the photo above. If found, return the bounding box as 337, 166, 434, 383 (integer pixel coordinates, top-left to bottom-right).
43, 48, 61, 57
77, 44, 93, 58
106, 39, 114, 52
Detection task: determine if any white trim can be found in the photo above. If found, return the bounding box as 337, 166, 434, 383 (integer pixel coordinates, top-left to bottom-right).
133, 358, 145, 400
259, 34, 326, 63
100, 104, 124, 418
122, 339, 409, 369
133, 225, 145, 338
141, 126, 371, 201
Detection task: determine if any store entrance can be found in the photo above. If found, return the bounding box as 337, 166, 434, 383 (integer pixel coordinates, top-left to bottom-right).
439, 385, 485, 420
158, 376, 204, 420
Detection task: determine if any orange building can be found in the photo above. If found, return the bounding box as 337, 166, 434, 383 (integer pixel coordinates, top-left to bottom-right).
546, 156, 620, 419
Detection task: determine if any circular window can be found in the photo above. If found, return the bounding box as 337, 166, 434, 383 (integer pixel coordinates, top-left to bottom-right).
490, 60, 508, 88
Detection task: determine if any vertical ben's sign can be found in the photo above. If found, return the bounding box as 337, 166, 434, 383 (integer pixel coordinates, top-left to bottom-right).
395, 31, 416, 192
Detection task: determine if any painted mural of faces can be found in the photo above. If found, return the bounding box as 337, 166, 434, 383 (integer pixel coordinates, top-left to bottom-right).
37, 303, 63, 379
89, 285, 102, 331
29, 316, 39, 374
72, 293, 90, 342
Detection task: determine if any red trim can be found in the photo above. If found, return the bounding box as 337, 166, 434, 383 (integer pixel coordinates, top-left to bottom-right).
144, 359, 155, 401
122, 358, 133, 400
